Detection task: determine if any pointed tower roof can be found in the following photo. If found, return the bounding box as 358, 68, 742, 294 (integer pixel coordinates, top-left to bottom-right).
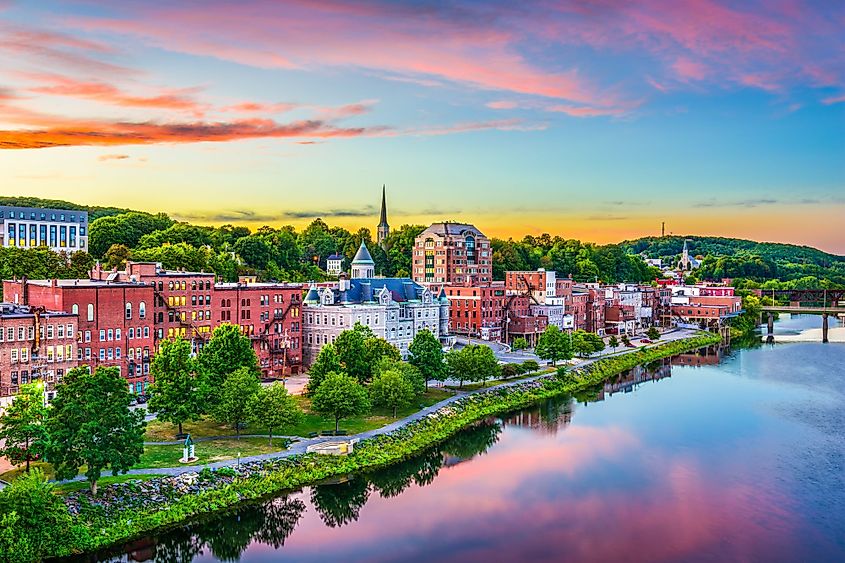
378, 184, 388, 227
352, 240, 374, 264
303, 283, 320, 304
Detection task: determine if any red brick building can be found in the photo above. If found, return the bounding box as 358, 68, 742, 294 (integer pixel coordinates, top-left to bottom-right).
443, 282, 506, 340
0, 303, 78, 405
4, 278, 155, 394
413, 223, 492, 284
6, 263, 305, 387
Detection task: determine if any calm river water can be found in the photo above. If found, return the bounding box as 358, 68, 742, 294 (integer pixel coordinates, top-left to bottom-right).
91, 317, 845, 562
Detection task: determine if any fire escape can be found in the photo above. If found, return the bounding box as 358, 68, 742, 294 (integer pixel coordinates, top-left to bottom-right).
502, 274, 543, 344
253, 296, 301, 376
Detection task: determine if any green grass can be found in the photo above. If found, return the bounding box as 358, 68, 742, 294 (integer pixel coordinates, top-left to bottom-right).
53, 474, 165, 495
0, 462, 54, 483
134, 437, 289, 469
145, 389, 456, 441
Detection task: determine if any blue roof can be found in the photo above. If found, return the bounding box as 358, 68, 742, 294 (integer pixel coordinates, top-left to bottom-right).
331, 277, 426, 304
327, 254, 343, 261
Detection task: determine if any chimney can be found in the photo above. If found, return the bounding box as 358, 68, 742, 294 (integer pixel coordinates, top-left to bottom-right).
21, 275, 28, 305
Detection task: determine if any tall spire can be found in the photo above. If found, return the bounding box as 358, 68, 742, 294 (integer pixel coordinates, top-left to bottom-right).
377, 184, 390, 248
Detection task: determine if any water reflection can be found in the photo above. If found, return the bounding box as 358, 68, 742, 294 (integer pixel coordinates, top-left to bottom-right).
74, 337, 845, 562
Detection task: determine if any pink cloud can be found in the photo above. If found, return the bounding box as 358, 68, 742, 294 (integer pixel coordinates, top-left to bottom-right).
672, 57, 708, 81
486, 100, 519, 109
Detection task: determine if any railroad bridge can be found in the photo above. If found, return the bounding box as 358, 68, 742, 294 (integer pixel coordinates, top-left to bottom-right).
754, 289, 845, 343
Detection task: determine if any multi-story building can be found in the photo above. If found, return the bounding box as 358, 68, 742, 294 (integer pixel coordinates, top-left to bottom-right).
413, 222, 492, 284
214, 282, 303, 377
506, 269, 572, 331
90, 262, 304, 377
4, 278, 154, 393
0, 303, 78, 406
302, 242, 449, 363
443, 282, 506, 340
4, 261, 306, 389
0, 206, 89, 253
326, 254, 344, 276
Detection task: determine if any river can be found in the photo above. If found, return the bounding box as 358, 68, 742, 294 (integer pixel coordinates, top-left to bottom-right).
85, 317, 845, 562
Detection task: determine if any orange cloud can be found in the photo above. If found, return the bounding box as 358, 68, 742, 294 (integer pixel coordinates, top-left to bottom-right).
0, 117, 384, 149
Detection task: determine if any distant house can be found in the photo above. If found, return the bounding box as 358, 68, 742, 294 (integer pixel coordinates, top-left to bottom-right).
326, 254, 344, 276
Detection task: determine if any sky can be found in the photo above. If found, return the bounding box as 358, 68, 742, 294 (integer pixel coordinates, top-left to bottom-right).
0, 0, 843, 253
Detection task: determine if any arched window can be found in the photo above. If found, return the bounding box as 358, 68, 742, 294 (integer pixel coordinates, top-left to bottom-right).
125, 302, 132, 320
465, 235, 476, 264
87, 304, 94, 322
71, 303, 79, 315
139, 301, 146, 319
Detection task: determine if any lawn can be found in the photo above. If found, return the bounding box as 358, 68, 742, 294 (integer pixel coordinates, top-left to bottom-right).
135, 437, 290, 469
144, 388, 455, 440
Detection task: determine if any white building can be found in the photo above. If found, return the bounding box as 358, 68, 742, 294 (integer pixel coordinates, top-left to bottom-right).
326, 254, 343, 276
302, 241, 450, 364
0, 206, 89, 253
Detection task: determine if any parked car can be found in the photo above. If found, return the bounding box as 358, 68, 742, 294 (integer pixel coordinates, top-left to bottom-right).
135, 394, 148, 404
640, 338, 652, 344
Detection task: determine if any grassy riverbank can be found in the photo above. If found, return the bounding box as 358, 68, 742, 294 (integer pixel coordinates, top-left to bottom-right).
12, 333, 721, 561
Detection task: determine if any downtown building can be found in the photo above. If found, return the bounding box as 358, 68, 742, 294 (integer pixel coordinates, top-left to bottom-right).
3, 262, 305, 395
412, 222, 492, 285
0, 205, 89, 253
0, 303, 78, 407
302, 241, 450, 364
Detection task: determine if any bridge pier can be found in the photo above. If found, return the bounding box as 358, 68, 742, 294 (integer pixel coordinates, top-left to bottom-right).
766, 312, 774, 342
822, 313, 829, 343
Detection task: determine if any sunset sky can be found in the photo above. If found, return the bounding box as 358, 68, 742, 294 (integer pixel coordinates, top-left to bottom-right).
1, 1, 843, 252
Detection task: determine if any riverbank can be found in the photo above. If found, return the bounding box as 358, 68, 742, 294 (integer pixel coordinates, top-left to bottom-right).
22, 332, 720, 561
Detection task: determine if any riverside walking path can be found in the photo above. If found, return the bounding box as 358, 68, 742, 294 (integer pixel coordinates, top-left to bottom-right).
92, 328, 700, 480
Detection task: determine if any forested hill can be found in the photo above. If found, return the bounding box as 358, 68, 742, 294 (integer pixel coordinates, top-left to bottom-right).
621, 236, 844, 266
0, 196, 134, 221
621, 235, 845, 287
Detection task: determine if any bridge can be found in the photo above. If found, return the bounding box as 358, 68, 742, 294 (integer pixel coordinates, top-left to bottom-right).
754, 289, 845, 343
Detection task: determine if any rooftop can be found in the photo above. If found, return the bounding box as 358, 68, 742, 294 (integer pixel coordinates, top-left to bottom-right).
419, 222, 486, 238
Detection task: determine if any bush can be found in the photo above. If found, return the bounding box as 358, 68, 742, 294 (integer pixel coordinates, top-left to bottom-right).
500, 364, 519, 379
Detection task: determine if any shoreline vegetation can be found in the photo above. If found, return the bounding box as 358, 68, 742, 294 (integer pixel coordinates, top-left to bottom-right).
6, 332, 721, 562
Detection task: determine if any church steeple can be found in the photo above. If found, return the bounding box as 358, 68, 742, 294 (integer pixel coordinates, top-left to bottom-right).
377, 184, 389, 248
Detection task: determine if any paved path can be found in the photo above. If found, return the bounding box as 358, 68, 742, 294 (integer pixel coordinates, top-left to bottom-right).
55, 328, 700, 481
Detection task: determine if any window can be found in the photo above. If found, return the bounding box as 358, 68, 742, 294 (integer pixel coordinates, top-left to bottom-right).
99, 348, 106, 360
58, 325, 65, 338
115, 347, 121, 359
6, 327, 12, 341
47, 325, 54, 339
85, 348, 91, 360
11, 349, 18, 363
128, 327, 135, 339
84, 330, 91, 342
143, 327, 149, 338
139, 301, 146, 319
87, 304, 94, 322
125, 302, 132, 319
107, 329, 113, 341
99, 329, 105, 341
107, 348, 114, 360
115, 328, 122, 340
67, 323, 73, 336
71, 303, 79, 315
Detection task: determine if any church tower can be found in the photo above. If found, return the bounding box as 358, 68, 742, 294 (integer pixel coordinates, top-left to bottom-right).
351, 240, 376, 279
377, 185, 389, 248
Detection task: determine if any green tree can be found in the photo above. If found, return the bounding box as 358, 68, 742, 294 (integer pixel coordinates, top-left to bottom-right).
621, 334, 631, 347
0, 469, 76, 562
334, 323, 373, 383
0, 383, 47, 473
88, 211, 172, 257
197, 323, 260, 409
306, 343, 343, 397
608, 334, 619, 351
148, 337, 201, 436
446, 344, 500, 387
46, 366, 146, 495
501, 364, 519, 379
408, 329, 445, 388
373, 357, 425, 396
535, 325, 572, 366
311, 372, 370, 433
646, 327, 661, 340
104, 243, 131, 269
370, 369, 415, 418
511, 337, 529, 351
365, 337, 401, 374
521, 359, 539, 373
213, 367, 262, 437
248, 382, 303, 445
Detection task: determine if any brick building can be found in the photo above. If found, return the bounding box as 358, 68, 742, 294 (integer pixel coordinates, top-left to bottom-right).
443, 282, 506, 340
5, 262, 306, 390
0, 303, 78, 406
4, 278, 155, 394
413, 222, 492, 284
